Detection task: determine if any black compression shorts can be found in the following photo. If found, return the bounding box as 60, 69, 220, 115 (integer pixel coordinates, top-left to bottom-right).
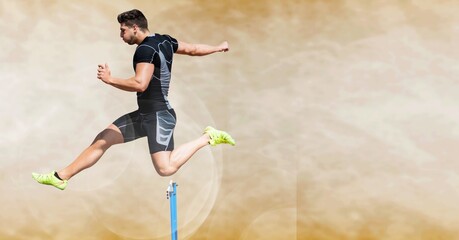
113, 109, 176, 153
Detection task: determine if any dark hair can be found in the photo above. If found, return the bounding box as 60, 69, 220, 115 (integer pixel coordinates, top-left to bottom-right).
117, 9, 148, 30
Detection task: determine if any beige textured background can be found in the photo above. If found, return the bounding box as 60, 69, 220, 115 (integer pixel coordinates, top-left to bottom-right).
2, 0, 459, 239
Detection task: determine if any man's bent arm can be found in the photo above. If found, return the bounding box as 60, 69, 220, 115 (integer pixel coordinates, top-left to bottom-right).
97, 63, 154, 92
176, 41, 229, 56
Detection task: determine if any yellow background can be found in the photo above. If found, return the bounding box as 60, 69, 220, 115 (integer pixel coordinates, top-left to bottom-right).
1, 0, 459, 239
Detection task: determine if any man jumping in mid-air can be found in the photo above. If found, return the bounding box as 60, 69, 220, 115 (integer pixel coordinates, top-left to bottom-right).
32, 9, 235, 190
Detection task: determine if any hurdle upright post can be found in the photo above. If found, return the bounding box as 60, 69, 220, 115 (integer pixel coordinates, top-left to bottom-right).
166, 180, 178, 240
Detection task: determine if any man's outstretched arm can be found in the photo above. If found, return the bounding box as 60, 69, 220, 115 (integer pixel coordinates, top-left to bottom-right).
176, 41, 229, 56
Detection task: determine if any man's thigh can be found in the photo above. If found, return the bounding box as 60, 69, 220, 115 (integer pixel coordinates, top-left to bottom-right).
112, 110, 146, 142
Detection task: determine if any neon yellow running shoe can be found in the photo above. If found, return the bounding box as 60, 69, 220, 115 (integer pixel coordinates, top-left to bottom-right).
204, 126, 236, 146
32, 171, 68, 190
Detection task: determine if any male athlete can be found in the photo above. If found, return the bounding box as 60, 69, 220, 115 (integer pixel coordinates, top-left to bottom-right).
32, 9, 235, 190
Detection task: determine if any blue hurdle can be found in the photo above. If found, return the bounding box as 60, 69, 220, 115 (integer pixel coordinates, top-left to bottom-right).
166, 181, 178, 240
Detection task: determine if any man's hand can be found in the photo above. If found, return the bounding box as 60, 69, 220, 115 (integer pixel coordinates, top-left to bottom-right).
218, 41, 229, 52
97, 63, 111, 84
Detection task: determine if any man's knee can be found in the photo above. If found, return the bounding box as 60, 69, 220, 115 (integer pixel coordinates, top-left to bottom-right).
151, 152, 176, 176
156, 167, 177, 177
93, 129, 122, 149
92, 134, 110, 150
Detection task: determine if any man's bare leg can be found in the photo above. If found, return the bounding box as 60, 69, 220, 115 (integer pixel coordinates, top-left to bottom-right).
151, 134, 210, 176
32, 124, 124, 190
151, 126, 236, 176
57, 124, 124, 180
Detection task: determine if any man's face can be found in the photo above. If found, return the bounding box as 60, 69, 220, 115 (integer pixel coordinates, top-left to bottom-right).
119, 23, 136, 45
